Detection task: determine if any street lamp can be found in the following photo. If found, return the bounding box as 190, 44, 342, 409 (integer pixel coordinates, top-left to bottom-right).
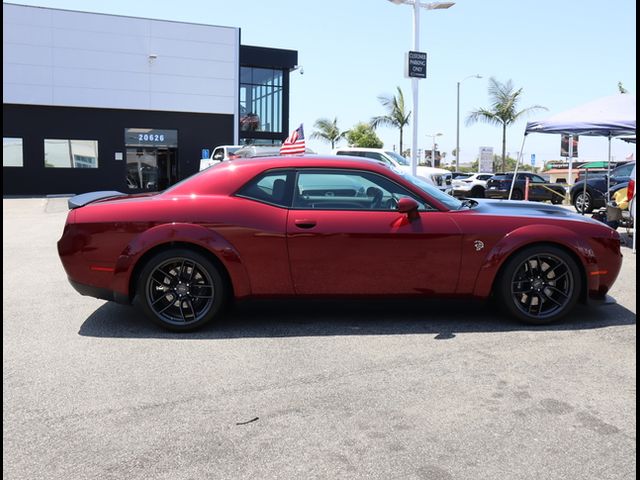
426, 132, 443, 167
455, 74, 482, 172
387, 0, 455, 176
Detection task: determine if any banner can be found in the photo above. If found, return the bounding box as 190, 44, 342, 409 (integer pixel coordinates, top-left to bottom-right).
560, 135, 579, 157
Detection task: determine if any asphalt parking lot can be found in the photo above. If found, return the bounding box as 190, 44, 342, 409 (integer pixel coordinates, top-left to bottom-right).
3, 197, 636, 480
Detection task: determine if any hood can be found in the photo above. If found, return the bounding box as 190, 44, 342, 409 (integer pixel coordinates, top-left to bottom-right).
470, 198, 604, 225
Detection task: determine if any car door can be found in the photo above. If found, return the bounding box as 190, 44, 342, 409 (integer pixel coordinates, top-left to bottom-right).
286, 169, 462, 295
528, 174, 552, 201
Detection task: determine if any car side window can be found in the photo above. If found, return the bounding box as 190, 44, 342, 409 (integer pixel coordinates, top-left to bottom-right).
478, 175, 492, 181
293, 169, 430, 211
212, 148, 224, 161
531, 175, 547, 183
236, 170, 293, 207
614, 163, 634, 176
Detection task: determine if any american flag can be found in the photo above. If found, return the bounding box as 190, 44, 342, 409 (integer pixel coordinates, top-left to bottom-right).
280, 124, 305, 155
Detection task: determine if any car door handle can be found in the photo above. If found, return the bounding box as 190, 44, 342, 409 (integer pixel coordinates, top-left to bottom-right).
294, 219, 317, 229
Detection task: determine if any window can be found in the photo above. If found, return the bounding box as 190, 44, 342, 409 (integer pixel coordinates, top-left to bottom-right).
531, 175, 547, 183
3, 138, 23, 167
44, 139, 98, 168
236, 171, 292, 207
293, 170, 429, 211
614, 163, 635, 176
240, 67, 283, 134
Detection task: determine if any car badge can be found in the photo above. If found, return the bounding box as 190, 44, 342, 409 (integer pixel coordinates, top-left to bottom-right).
474, 240, 485, 251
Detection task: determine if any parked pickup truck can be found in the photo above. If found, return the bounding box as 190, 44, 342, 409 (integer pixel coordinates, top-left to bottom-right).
333, 147, 453, 194
199, 145, 242, 171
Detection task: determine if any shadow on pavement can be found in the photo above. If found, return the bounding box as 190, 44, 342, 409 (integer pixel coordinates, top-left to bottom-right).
78, 297, 636, 340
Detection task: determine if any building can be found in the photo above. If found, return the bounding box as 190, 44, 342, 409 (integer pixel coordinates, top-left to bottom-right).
3, 3, 297, 195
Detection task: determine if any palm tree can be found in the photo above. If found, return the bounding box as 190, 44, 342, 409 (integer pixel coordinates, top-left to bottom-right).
311, 117, 346, 150
370, 86, 411, 154
466, 78, 546, 171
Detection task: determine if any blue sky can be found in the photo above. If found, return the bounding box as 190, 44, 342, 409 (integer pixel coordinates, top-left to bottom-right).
12, 0, 637, 167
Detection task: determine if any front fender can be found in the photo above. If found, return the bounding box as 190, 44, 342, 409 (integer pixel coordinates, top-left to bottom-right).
111, 223, 251, 299
472, 224, 597, 298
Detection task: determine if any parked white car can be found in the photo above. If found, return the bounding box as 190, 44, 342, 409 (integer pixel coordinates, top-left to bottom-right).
452, 172, 494, 198
199, 145, 242, 171
333, 147, 452, 194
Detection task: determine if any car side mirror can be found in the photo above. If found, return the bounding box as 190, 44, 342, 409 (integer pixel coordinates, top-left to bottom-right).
396, 197, 420, 221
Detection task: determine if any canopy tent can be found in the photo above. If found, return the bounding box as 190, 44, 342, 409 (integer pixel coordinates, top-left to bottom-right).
512, 94, 637, 252
524, 94, 636, 137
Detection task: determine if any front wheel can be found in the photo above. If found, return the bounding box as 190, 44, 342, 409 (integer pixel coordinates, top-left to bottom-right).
136, 249, 227, 332
496, 245, 582, 325
574, 191, 593, 213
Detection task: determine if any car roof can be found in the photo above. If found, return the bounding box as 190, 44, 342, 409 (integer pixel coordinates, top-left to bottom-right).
168, 155, 399, 196
333, 147, 391, 153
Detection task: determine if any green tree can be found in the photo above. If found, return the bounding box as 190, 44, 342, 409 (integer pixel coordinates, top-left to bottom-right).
466, 78, 546, 172
370, 86, 411, 154
310, 117, 346, 149
346, 123, 383, 148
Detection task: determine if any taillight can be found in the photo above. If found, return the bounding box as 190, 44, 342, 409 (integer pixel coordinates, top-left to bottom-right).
627, 178, 635, 202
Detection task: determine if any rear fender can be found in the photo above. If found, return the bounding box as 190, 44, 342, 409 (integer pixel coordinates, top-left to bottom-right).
472, 224, 596, 298
111, 223, 250, 299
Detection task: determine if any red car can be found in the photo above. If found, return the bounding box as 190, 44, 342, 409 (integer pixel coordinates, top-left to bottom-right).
58, 156, 623, 331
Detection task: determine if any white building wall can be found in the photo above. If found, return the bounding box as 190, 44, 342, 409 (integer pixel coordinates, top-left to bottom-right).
2, 3, 239, 115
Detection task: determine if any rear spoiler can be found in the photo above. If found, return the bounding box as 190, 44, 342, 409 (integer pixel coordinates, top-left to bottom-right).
68, 191, 126, 209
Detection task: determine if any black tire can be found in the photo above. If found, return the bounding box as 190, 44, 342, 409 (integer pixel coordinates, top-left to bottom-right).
551, 193, 564, 205
496, 245, 582, 325
511, 189, 523, 200
470, 186, 485, 198
573, 191, 593, 213
136, 248, 227, 332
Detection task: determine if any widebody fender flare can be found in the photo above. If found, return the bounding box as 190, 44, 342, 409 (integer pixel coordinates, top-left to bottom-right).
111, 223, 251, 299
472, 224, 597, 298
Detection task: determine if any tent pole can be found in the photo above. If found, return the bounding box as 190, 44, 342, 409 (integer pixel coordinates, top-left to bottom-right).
508, 135, 528, 200
606, 135, 612, 193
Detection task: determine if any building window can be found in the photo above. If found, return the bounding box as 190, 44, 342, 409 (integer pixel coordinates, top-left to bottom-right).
240, 67, 283, 134
44, 139, 98, 168
3, 138, 23, 167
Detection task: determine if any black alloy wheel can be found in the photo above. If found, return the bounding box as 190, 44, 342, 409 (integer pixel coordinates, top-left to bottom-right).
497, 245, 581, 324
137, 249, 226, 331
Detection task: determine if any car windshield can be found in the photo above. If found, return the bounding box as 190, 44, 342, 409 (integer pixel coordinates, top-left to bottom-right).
400, 172, 463, 210
385, 151, 411, 166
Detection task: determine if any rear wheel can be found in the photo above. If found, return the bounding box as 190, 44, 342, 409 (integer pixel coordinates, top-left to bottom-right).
470, 186, 485, 198
136, 248, 227, 332
497, 245, 581, 324
511, 189, 523, 200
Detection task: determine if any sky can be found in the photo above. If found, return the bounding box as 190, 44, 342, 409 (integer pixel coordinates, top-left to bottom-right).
10, 0, 637, 169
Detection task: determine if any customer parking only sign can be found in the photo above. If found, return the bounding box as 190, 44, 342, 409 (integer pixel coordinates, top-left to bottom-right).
405, 51, 427, 78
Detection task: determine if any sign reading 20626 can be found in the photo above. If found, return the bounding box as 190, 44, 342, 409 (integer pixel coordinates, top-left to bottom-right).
405, 51, 427, 79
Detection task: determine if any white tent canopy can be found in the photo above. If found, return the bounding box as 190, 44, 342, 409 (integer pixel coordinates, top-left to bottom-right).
519, 93, 636, 253
525, 94, 636, 137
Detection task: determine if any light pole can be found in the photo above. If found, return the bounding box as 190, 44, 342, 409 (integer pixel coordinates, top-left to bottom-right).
455, 74, 482, 172
387, 0, 455, 176
426, 132, 443, 167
